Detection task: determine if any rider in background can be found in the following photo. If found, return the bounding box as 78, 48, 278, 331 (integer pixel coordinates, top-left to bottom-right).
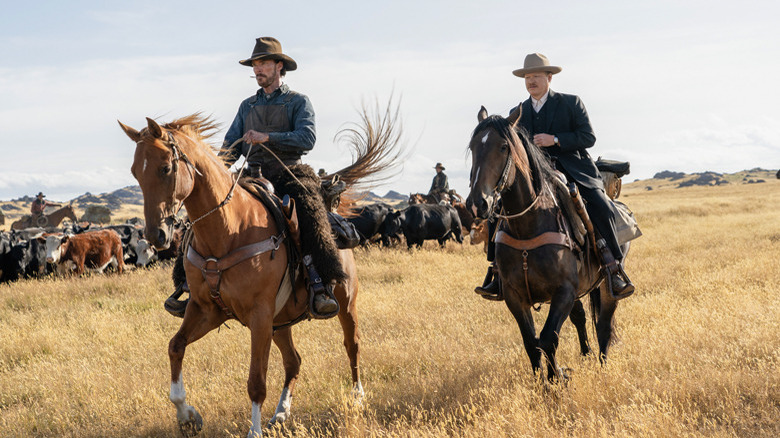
30, 192, 59, 222
428, 162, 449, 202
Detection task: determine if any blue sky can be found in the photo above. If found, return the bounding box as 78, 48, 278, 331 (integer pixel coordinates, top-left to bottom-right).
1, 0, 779, 200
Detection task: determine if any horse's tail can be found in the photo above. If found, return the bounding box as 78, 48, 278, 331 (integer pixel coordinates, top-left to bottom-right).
588, 287, 620, 351
329, 95, 406, 197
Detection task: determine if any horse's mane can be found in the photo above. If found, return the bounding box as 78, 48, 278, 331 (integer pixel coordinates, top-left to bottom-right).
472, 115, 557, 196
162, 113, 221, 144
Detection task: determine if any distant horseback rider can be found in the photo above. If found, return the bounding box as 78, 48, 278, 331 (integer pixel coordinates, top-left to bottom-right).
428, 163, 449, 202
476, 53, 634, 300
30, 192, 60, 224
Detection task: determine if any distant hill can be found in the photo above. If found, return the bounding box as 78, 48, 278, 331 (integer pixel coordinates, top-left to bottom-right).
383, 190, 408, 201
633, 168, 777, 190
72, 186, 144, 209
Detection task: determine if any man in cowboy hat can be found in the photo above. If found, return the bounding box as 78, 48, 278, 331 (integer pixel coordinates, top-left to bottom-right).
30, 192, 59, 218
428, 162, 450, 202
165, 36, 341, 318
475, 52, 634, 300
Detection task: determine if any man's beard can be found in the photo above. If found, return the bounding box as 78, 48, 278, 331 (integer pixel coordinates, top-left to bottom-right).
256, 71, 279, 88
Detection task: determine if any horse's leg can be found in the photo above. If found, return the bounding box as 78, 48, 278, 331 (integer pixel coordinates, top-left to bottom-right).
336, 282, 363, 399
569, 299, 591, 356
268, 327, 300, 426
247, 312, 274, 438
538, 287, 576, 382
504, 295, 541, 373
169, 300, 226, 437
593, 285, 619, 363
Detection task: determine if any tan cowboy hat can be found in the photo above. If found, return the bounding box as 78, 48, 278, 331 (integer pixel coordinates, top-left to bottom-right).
512, 53, 562, 78
239, 37, 297, 71
434, 163, 445, 170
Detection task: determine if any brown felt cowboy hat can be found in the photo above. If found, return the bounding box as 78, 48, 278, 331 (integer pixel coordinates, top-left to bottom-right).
434, 163, 445, 170
239, 37, 297, 71
512, 53, 562, 78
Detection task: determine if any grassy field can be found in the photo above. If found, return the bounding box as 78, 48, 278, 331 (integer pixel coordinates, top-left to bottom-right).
1, 178, 779, 437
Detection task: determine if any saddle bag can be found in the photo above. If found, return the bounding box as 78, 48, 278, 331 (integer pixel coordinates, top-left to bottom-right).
327, 212, 360, 249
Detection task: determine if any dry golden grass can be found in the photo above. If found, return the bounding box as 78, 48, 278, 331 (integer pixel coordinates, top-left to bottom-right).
1, 179, 779, 437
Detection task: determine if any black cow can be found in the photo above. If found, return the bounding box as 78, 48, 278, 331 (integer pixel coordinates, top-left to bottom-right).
347, 203, 395, 246
382, 203, 463, 249
0, 236, 50, 282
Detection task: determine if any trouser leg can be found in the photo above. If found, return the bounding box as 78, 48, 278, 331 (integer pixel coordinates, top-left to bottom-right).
579, 185, 623, 260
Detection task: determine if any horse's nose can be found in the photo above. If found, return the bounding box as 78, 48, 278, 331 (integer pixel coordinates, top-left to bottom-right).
157, 227, 170, 247
472, 197, 491, 219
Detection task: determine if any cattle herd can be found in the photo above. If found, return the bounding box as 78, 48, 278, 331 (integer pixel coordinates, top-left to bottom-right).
346, 198, 484, 250
0, 218, 184, 284
0, 198, 482, 284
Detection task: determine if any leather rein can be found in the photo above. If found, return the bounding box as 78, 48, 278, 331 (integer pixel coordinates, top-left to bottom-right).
482, 139, 574, 311
159, 132, 287, 324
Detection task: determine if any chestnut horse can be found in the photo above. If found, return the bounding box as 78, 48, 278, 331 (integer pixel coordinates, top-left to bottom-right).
11, 204, 78, 230
119, 110, 400, 437
466, 107, 626, 382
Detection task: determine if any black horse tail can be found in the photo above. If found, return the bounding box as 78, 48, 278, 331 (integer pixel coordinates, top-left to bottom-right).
589, 287, 619, 354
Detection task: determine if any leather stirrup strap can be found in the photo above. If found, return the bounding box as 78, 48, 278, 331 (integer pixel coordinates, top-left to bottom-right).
186, 233, 284, 320
494, 230, 572, 312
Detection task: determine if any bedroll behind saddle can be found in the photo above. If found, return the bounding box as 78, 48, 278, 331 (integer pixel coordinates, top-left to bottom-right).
551, 162, 642, 250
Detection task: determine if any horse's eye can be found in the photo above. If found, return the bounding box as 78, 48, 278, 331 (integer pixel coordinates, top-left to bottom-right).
161, 165, 172, 176
500, 143, 508, 153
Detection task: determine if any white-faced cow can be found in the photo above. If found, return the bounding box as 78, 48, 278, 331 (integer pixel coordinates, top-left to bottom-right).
469, 219, 489, 253
45, 229, 124, 276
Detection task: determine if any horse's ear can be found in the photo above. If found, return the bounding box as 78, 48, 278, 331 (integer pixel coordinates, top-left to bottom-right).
507, 105, 522, 128
146, 117, 164, 139
478, 106, 488, 122
118, 120, 141, 143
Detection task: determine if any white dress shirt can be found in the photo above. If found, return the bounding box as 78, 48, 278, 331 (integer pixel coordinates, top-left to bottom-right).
532, 90, 550, 113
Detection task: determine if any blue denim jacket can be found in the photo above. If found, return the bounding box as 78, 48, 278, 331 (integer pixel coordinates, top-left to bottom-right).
220, 83, 316, 166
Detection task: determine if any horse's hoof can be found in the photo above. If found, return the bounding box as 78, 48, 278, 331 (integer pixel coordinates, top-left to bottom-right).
268, 411, 288, 426
557, 367, 572, 385
178, 409, 203, 437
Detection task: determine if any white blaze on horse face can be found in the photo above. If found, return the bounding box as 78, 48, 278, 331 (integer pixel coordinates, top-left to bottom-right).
142, 158, 148, 173
481, 132, 490, 145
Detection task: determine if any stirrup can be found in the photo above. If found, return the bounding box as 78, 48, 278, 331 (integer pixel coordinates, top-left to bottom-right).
474, 264, 503, 301
604, 265, 635, 300
303, 255, 340, 319
164, 282, 189, 318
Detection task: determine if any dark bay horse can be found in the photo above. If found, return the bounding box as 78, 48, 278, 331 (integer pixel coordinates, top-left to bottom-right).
119, 111, 398, 437
466, 106, 625, 382
11, 204, 78, 230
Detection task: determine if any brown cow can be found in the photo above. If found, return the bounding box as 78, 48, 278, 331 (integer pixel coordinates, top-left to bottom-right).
45, 229, 124, 275
469, 219, 489, 253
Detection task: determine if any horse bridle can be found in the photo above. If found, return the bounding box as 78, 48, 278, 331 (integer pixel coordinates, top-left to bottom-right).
160, 132, 249, 229
476, 133, 541, 221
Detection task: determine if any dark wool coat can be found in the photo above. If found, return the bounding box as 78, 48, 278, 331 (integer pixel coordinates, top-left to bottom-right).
514, 90, 603, 190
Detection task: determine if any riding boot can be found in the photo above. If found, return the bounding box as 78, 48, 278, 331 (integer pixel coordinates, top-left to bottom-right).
164, 281, 189, 318
474, 263, 503, 301
596, 238, 634, 300
303, 254, 340, 318
609, 269, 634, 300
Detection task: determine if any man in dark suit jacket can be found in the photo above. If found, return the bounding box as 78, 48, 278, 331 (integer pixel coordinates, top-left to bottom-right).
476, 53, 633, 300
